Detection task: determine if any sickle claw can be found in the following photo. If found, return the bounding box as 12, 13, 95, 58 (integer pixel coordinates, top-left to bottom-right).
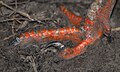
9, 37, 21, 46
103, 34, 113, 43
45, 41, 65, 53
107, 35, 113, 43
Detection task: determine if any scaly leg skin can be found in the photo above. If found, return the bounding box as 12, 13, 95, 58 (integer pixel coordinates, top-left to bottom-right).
15, 27, 82, 46
97, 0, 117, 36
13, 0, 116, 59
58, 27, 103, 59
45, 34, 82, 43
57, 0, 116, 59
60, 5, 82, 26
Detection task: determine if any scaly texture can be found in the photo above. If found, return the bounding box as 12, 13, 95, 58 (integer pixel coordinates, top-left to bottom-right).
14, 0, 116, 59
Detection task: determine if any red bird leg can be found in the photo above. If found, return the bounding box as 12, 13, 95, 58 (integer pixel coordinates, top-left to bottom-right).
58, 29, 103, 59
38, 27, 82, 43
15, 27, 82, 45
47, 34, 82, 43
97, 0, 116, 36
57, 0, 107, 59
44, 35, 82, 52
60, 5, 82, 26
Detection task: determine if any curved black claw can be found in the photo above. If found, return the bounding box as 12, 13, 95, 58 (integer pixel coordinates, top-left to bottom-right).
45, 41, 65, 53
103, 33, 113, 43
9, 37, 21, 46
106, 35, 113, 43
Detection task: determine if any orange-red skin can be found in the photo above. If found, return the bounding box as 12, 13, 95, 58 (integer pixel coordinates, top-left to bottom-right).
97, 0, 116, 33
57, 0, 116, 59
60, 5, 82, 26
85, 18, 94, 25
17, 0, 116, 59
19, 27, 81, 43
59, 29, 103, 59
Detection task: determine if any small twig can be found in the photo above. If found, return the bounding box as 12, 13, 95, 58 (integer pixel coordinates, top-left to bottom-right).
0, 1, 33, 20
15, 0, 18, 9
17, 11, 33, 20
14, 18, 22, 24
0, 18, 28, 22
8, 1, 29, 5
9, 11, 16, 17
3, 33, 17, 40
0, 8, 3, 16
111, 27, 120, 31
12, 15, 17, 34
0, 1, 14, 11
25, 56, 38, 72
12, 19, 15, 34
16, 21, 28, 31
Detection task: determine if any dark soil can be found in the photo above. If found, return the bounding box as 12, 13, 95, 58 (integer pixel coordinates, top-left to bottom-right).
0, 0, 120, 72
